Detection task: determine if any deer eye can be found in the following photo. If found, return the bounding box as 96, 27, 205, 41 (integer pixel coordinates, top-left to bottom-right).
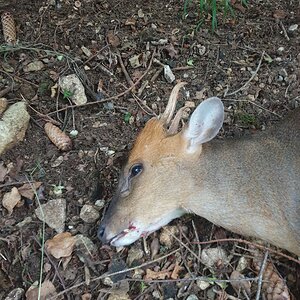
130, 164, 143, 178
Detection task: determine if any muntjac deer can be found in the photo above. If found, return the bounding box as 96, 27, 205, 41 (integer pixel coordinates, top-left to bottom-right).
98, 82, 300, 256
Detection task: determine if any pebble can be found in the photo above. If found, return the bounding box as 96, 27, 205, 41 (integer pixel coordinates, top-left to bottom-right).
186, 295, 198, 300
35, 199, 66, 233
80, 204, 100, 223
288, 24, 298, 32
163, 65, 175, 83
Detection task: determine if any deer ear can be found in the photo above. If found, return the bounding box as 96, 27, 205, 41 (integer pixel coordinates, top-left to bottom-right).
184, 97, 224, 153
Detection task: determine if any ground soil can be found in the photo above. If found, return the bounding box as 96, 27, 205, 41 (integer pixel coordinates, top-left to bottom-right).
0, 0, 299, 299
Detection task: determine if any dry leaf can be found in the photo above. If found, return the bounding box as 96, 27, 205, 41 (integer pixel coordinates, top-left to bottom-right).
230, 270, 251, 296
124, 18, 136, 26
159, 225, 179, 248
171, 261, 184, 279
273, 9, 287, 20
144, 268, 171, 280
150, 237, 160, 259
25, 280, 57, 300
163, 44, 178, 59
18, 182, 42, 200
201, 247, 230, 268
44, 122, 72, 151
0, 161, 8, 182
45, 232, 76, 259
0, 97, 8, 115
2, 187, 21, 215
107, 30, 120, 48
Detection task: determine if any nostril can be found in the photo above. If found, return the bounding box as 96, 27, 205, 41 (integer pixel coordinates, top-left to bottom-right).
98, 224, 106, 241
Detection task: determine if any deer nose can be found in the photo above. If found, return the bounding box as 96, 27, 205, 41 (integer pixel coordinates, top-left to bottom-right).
98, 224, 107, 243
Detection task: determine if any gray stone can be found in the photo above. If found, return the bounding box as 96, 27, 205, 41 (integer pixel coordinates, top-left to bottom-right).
35, 199, 66, 233
0, 102, 30, 156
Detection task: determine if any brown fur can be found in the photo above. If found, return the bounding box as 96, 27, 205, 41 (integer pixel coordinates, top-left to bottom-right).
102, 109, 300, 255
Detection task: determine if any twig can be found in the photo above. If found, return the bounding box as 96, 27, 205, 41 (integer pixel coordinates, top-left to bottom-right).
150, 67, 163, 82
50, 247, 179, 299
117, 51, 135, 89
279, 21, 290, 41
191, 220, 201, 272
0, 180, 36, 189
255, 251, 269, 300
224, 51, 265, 97
0, 86, 12, 98
194, 238, 300, 265
222, 98, 282, 118
33, 236, 66, 290
47, 50, 155, 116
167, 229, 202, 264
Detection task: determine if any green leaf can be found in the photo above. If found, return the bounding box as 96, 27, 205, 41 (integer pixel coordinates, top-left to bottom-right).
187, 58, 194, 66
124, 112, 132, 123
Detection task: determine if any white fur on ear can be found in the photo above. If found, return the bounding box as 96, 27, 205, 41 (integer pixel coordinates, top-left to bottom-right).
184, 97, 224, 153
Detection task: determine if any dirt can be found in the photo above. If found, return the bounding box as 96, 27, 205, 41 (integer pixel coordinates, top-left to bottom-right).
0, 0, 299, 299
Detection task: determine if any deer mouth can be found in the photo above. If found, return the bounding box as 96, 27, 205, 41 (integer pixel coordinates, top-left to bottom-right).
110, 224, 145, 247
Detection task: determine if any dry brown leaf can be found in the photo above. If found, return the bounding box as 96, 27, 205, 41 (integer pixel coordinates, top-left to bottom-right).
0, 97, 8, 115
45, 232, 76, 259
25, 280, 58, 300
273, 9, 287, 20
124, 18, 136, 26
17, 182, 42, 200
44, 122, 72, 151
163, 44, 178, 59
0, 161, 8, 182
82, 293, 92, 300
107, 30, 120, 48
144, 268, 171, 280
2, 187, 21, 215
150, 237, 160, 259
230, 270, 251, 296
170, 261, 184, 280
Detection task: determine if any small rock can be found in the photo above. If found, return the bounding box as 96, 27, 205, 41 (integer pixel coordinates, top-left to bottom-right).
151, 39, 168, 46
163, 65, 175, 83
185, 101, 195, 108
236, 256, 249, 272
35, 199, 66, 233
196, 44, 206, 55
23, 60, 44, 72
0, 102, 30, 156
81, 45, 92, 57
75, 234, 98, 255
59, 74, 87, 105
51, 156, 64, 168
288, 24, 298, 32
277, 46, 284, 52
152, 290, 161, 299
80, 204, 100, 223
16, 217, 32, 228
186, 295, 198, 300
247, 94, 256, 101
197, 280, 210, 290
137, 8, 144, 18
95, 199, 105, 208
129, 55, 142, 68
201, 247, 230, 268
278, 68, 288, 79
4, 288, 25, 300
126, 246, 144, 266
